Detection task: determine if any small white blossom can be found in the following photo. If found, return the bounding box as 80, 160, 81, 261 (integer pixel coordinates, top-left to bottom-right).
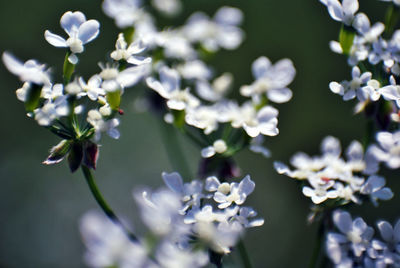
240, 56, 295, 103
2, 52, 51, 85
87, 109, 120, 140
205, 175, 255, 209
320, 0, 359, 26
44, 11, 100, 63
110, 33, 151, 65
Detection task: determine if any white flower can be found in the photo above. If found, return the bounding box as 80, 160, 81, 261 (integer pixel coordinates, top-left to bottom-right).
320, 0, 359, 26
249, 135, 271, 158
34, 97, 69, 126
155, 241, 208, 268
183, 6, 244, 52
329, 66, 371, 101
195, 73, 232, 102
87, 109, 120, 140
378, 75, 400, 107
162, 172, 204, 212
326, 210, 374, 264
79, 75, 105, 101
2, 52, 51, 85
110, 33, 151, 65
177, 60, 212, 81
99, 63, 148, 92
240, 56, 295, 103
102, 0, 143, 28
353, 13, 384, 44
146, 66, 200, 110
229, 102, 279, 138
360, 175, 393, 206
80, 211, 153, 268
185, 105, 220, 134
45, 11, 100, 63
201, 139, 228, 158
205, 175, 255, 209
151, 0, 182, 17
235, 207, 264, 228
368, 131, 400, 169
133, 188, 187, 238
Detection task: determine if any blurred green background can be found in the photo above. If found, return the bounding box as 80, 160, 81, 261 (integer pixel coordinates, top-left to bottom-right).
0, 0, 399, 267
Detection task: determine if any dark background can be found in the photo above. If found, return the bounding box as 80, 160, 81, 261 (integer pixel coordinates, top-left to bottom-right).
0, 0, 399, 267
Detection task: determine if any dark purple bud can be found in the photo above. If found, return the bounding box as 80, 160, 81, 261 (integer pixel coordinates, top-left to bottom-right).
68, 142, 83, 173
83, 141, 99, 170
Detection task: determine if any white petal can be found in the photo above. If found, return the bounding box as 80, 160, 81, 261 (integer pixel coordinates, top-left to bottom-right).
252, 56, 271, 79
127, 56, 152, 66
377, 221, 393, 242
60, 11, 86, 36
267, 88, 292, 103
162, 172, 184, 193
327, 0, 344, 22
201, 146, 216, 158
333, 210, 352, 234
44, 30, 67, 47
238, 175, 255, 196
342, 0, 359, 16
205, 176, 220, 192
329, 81, 344, 95
78, 20, 100, 44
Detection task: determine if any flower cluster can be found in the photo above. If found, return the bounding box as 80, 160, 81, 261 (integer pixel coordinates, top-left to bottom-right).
275, 136, 393, 206
326, 210, 400, 267
80, 172, 263, 267
101, 0, 295, 159
321, 0, 400, 117
3, 11, 151, 172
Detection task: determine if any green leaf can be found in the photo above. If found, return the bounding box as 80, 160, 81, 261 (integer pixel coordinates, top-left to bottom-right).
67, 142, 83, 173
339, 25, 356, 56
43, 139, 72, 165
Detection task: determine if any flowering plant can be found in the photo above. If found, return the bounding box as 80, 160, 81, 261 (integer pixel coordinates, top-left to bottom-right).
1, 0, 400, 267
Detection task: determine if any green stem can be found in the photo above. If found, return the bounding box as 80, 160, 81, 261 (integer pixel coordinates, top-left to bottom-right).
237, 239, 253, 268
81, 165, 138, 242
308, 216, 326, 268
157, 121, 192, 180
384, 4, 400, 38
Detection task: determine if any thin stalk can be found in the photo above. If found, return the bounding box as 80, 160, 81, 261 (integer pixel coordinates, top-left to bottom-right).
157, 121, 192, 179
81, 165, 138, 242
308, 216, 326, 268
237, 239, 253, 268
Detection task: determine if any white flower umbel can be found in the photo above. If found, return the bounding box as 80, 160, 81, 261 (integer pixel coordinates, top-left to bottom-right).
240, 56, 296, 103
2, 52, 51, 86
320, 0, 359, 26
275, 136, 387, 206
44, 11, 100, 63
